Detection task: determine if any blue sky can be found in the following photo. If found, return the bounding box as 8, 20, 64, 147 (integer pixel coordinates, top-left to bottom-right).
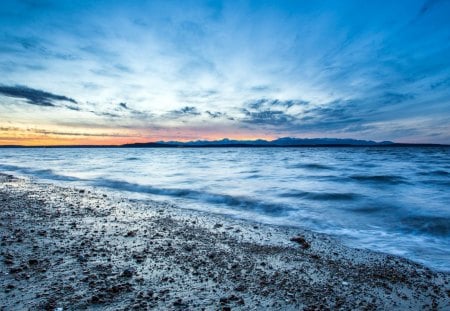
0, 0, 449, 144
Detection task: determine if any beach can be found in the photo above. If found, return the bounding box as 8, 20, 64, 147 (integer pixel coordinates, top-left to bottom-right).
1, 173, 449, 310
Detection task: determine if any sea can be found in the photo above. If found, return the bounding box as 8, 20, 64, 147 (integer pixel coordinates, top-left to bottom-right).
0, 147, 449, 271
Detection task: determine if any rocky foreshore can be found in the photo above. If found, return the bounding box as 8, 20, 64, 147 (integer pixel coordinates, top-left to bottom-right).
1, 173, 449, 310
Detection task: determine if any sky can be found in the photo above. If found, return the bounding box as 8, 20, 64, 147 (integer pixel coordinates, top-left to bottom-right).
0, 0, 449, 145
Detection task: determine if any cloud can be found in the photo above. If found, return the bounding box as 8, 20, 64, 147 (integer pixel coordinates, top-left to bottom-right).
167, 106, 201, 118
0, 85, 77, 107
30, 128, 135, 137
238, 97, 370, 133
241, 108, 295, 126
380, 92, 415, 105
247, 98, 309, 110
205, 111, 224, 118
239, 98, 311, 127
293, 99, 364, 130
88, 110, 121, 118
117, 102, 152, 119
4, 35, 79, 61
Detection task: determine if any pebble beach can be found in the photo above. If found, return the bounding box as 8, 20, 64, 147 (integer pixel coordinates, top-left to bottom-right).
1, 173, 449, 310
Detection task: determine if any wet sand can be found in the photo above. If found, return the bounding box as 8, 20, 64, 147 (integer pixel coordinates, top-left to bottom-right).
1, 173, 449, 310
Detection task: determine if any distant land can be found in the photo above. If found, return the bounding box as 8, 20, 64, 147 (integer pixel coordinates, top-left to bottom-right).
0, 138, 449, 148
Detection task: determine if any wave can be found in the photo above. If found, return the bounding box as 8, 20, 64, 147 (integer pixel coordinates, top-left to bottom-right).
289, 163, 333, 170
420, 179, 450, 187
125, 157, 140, 161
401, 215, 450, 237
91, 178, 292, 216
0, 164, 80, 182
343, 205, 384, 213
418, 170, 449, 176
245, 174, 262, 179
279, 190, 359, 201
350, 174, 407, 184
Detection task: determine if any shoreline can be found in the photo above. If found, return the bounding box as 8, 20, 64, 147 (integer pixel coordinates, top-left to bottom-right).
1, 173, 449, 310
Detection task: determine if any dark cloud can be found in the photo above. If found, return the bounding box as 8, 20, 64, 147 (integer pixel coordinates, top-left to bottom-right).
117, 102, 151, 119
241, 108, 295, 126
205, 111, 224, 118
0, 85, 77, 107
247, 98, 309, 110
239, 98, 369, 133
168, 106, 201, 118
298, 100, 363, 128
65, 105, 81, 111
240, 98, 311, 127
89, 110, 121, 118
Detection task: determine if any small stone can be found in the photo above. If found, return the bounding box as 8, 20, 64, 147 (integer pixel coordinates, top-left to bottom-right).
290, 236, 310, 249
125, 230, 137, 237
173, 298, 184, 306
121, 268, 135, 278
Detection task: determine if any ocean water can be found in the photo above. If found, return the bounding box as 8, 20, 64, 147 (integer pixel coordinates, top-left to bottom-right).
0, 147, 449, 271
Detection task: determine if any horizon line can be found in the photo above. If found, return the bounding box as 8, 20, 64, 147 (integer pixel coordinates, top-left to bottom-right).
0, 137, 448, 148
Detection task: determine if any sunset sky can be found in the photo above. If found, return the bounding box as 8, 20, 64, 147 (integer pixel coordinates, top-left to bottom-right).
1, 0, 449, 145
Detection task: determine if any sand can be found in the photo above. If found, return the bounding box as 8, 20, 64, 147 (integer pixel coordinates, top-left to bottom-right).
1, 173, 449, 310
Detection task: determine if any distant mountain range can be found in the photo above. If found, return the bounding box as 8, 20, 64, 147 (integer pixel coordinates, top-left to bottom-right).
121, 138, 446, 148
1, 137, 448, 148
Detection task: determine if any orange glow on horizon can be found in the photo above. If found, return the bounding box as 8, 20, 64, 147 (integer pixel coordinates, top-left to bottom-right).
0, 127, 278, 146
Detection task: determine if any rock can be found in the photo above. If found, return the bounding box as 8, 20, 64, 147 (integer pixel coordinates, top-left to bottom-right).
78, 255, 88, 263
183, 245, 194, 252
107, 282, 133, 295
38, 230, 47, 237
220, 295, 244, 305
121, 268, 135, 278
290, 236, 310, 249
173, 298, 185, 307
125, 230, 137, 237
90, 295, 102, 303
